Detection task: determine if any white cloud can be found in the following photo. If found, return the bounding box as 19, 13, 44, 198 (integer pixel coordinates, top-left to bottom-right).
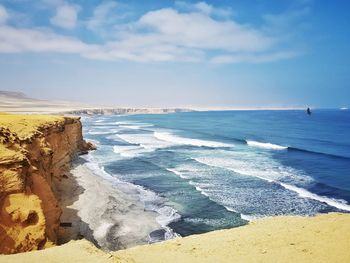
194, 2, 212, 14
211, 51, 301, 64
50, 4, 79, 29
0, 25, 95, 53
0, 2, 304, 64
0, 5, 9, 24
88, 7, 278, 62
263, 7, 310, 35
136, 8, 274, 52
175, 1, 233, 18
87, 1, 118, 31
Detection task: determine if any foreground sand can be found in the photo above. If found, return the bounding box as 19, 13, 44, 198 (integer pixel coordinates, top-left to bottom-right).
2, 213, 349, 263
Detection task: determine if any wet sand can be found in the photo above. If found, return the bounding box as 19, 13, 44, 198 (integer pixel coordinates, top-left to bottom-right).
57, 157, 161, 250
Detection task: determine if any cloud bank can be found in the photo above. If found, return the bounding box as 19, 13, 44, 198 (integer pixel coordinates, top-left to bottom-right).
0, 2, 307, 63
50, 4, 80, 29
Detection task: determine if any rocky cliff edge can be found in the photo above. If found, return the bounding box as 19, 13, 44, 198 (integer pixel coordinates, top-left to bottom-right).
0, 113, 95, 254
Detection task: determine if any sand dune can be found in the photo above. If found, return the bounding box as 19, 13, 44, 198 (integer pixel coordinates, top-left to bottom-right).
1, 213, 349, 263
0, 91, 97, 114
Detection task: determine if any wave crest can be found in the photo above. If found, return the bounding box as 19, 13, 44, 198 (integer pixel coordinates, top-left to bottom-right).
194, 156, 350, 212
154, 132, 233, 148
246, 140, 288, 150
280, 183, 350, 212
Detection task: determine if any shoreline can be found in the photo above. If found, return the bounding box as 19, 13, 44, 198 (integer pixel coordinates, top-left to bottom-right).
1, 112, 350, 262
57, 156, 163, 250
2, 213, 349, 262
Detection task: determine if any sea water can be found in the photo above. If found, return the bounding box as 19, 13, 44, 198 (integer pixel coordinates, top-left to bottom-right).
81, 110, 350, 240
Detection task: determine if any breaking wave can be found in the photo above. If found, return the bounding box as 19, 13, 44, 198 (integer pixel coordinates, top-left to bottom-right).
154, 131, 233, 148
246, 140, 288, 150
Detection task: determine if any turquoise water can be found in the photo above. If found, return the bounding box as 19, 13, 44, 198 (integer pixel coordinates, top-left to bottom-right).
82, 110, 350, 240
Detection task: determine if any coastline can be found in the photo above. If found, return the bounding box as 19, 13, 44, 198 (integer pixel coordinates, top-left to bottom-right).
1, 112, 350, 263
2, 213, 349, 263
58, 157, 161, 250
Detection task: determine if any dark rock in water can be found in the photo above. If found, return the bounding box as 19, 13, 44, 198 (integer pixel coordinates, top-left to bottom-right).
306, 107, 312, 115
149, 229, 167, 243
79, 141, 97, 154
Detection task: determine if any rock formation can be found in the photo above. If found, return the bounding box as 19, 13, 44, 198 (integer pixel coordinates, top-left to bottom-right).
0, 114, 94, 254
61, 108, 193, 115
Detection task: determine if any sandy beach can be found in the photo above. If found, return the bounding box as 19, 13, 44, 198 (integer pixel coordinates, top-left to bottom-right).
57, 157, 162, 250
2, 213, 349, 263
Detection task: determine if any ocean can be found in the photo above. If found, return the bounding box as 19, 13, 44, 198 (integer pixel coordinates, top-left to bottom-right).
81, 110, 350, 242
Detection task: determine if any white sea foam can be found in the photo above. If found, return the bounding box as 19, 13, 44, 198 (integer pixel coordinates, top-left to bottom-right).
184, 217, 228, 227
166, 168, 190, 179
246, 140, 288, 150
119, 125, 142, 130
92, 122, 117, 126
155, 206, 181, 227
154, 131, 233, 148
94, 221, 113, 239
194, 157, 279, 183
223, 206, 257, 221
119, 124, 154, 130
189, 181, 210, 197
134, 186, 181, 239
240, 214, 258, 221
113, 145, 153, 157
115, 121, 137, 125
88, 131, 114, 135
116, 121, 153, 127
116, 133, 175, 150
82, 154, 181, 240
194, 156, 350, 212
223, 206, 237, 213
280, 183, 350, 212
82, 154, 115, 181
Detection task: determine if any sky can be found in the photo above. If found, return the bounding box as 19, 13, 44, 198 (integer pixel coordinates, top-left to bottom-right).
0, 0, 349, 108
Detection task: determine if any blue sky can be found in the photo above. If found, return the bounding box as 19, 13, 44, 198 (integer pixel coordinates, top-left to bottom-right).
0, 0, 349, 108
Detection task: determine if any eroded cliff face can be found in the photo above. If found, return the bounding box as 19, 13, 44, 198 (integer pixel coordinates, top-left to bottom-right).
0, 114, 94, 254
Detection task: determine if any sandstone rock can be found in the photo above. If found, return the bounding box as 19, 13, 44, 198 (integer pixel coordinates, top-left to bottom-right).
0, 114, 92, 254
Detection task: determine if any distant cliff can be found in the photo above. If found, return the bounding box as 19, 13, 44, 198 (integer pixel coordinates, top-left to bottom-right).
61, 108, 194, 115
0, 113, 94, 254
0, 90, 194, 115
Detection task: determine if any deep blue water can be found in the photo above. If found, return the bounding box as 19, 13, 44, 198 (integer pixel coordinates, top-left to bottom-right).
82, 110, 350, 239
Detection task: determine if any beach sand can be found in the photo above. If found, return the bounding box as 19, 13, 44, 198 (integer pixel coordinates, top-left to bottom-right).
2, 213, 349, 263
56, 157, 161, 250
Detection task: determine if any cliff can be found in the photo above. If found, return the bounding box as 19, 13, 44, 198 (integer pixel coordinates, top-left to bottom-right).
0, 113, 94, 254
61, 108, 194, 115
0, 90, 194, 115
1, 213, 349, 263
